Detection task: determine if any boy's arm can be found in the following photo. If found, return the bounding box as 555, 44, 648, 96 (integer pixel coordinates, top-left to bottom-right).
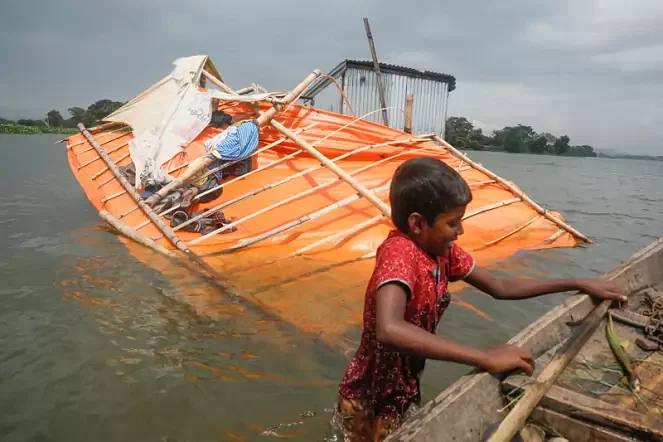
464, 266, 627, 303
375, 282, 535, 375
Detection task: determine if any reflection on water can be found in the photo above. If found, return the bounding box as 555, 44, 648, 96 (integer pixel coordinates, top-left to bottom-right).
1, 135, 662, 441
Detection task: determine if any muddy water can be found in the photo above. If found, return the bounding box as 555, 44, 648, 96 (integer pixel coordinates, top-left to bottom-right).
1, 134, 661, 441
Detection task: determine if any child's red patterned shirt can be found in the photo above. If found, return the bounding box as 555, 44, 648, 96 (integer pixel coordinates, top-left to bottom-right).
338, 229, 475, 418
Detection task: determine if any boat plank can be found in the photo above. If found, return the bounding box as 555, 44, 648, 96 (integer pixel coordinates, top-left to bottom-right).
603, 351, 663, 411
503, 374, 663, 440
529, 406, 640, 442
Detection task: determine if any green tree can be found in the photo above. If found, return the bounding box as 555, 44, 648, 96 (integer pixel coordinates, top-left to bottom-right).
87, 99, 124, 120
46, 110, 64, 127
526, 136, 547, 154
445, 117, 486, 150
491, 124, 536, 152
503, 131, 524, 153
445, 116, 474, 149
468, 128, 485, 150
554, 135, 570, 155
67, 107, 96, 127
17, 118, 46, 127
567, 145, 596, 157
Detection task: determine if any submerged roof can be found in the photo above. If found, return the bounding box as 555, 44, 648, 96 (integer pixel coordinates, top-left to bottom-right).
303, 59, 457, 98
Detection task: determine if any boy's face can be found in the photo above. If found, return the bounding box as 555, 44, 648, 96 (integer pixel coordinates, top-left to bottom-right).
408, 205, 466, 256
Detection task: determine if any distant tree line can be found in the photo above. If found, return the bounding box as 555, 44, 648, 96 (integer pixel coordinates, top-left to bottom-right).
445, 116, 598, 157
0, 99, 125, 134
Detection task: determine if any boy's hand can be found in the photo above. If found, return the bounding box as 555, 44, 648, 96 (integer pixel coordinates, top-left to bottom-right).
479, 345, 535, 376
578, 278, 628, 305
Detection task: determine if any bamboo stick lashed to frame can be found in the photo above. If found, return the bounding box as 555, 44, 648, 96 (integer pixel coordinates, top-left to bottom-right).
77, 141, 129, 169
100, 210, 177, 259
471, 215, 543, 252
68, 126, 129, 150
92, 152, 131, 179
544, 229, 567, 244
431, 135, 592, 244
287, 214, 386, 259
271, 120, 392, 217
463, 198, 522, 221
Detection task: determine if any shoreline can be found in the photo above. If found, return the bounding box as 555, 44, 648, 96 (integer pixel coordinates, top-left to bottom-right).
0, 124, 78, 135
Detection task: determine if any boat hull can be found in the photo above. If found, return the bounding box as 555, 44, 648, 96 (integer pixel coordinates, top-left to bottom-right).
388, 237, 663, 441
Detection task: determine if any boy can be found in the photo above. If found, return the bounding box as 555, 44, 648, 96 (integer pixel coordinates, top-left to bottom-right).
336, 157, 626, 441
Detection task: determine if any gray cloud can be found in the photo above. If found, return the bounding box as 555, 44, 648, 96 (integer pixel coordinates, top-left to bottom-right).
1, 0, 661, 154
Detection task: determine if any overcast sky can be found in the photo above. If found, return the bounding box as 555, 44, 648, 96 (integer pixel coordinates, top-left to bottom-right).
2, 0, 662, 154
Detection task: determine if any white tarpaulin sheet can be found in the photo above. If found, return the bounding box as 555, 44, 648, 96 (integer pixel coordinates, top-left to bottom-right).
103, 55, 281, 189
127, 57, 213, 188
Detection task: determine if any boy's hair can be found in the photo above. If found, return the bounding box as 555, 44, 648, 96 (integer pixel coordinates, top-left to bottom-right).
210, 110, 232, 128
389, 156, 472, 233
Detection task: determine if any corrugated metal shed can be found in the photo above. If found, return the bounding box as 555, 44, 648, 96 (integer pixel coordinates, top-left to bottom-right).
299, 60, 456, 137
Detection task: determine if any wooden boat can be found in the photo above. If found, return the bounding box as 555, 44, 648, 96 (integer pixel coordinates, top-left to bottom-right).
65, 55, 590, 354
388, 236, 663, 442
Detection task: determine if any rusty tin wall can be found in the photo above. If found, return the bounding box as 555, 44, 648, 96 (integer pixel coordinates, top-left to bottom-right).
302, 67, 451, 137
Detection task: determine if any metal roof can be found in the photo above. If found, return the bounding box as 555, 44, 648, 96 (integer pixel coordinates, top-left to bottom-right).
303, 59, 456, 98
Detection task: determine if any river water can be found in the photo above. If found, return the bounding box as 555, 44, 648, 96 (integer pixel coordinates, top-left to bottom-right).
1, 134, 661, 441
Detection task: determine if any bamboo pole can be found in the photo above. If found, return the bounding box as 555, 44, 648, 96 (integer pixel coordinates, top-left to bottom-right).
431, 135, 592, 244
471, 215, 543, 252
463, 198, 521, 221
404, 95, 413, 133
363, 17, 389, 126
101, 190, 126, 204
485, 297, 614, 442
270, 120, 392, 217
544, 229, 567, 244
219, 183, 391, 254
144, 69, 321, 207
77, 141, 129, 169
100, 210, 177, 259
88, 121, 127, 133
92, 152, 131, 179
288, 214, 385, 258
69, 129, 129, 153
468, 179, 496, 187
